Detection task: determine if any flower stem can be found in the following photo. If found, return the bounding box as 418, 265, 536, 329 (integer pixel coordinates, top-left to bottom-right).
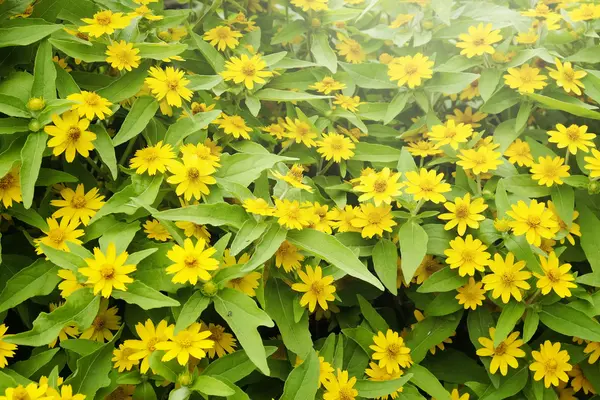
412, 198, 425, 216
319, 159, 335, 175
564, 149, 570, 166
119, 137, 137, 166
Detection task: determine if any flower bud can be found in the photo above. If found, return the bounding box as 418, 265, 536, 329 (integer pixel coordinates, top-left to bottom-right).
588, 180, 600, 195
28, 120, 41, 132
26, 97, 45, 111
311, 18, 321, 28
177, 372, 192, 386
423, 21, 434, 30
201, 281, 218, 297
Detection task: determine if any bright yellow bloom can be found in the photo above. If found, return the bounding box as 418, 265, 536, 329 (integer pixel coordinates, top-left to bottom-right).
404, 168, 451, 203
145, 66, 193, 107
447, 107, 487, 129
456, 278, 486, 310
273, 199, 316, 230
530, 341, 572, 388
291, 0, 328, 11
516, 30, 538, 44
547, 201, 581, 246
365, 361, 404, 399
54, 385, 85, 400
548, 124, 596, 155
180, 143, 220, 169
203, 26, 243, 51
0, 324, 17, 368
439, 193, 488, 235
330, 205, 361, 233
143, 219, 172, 241
388, 53, 434, 88
50, 184, 105, 225
456, 23, 502, 58
167, 159, 216, 201
243, 198, 274, 216
406, 140, 443, 157
569, 4, 600, 21
310, 77, 346, 94
35, 217, 84, 255
304, 202, 336, 234
390, 14, 414, 28
112, 344, 139, 372
79, 10, 132, 38
316, 133, 355, 163
370, 329, 413, 374
534, 251, 576, 298
459, 80, 480, 100
57, 269, 83, 298
0, 166, 22, 208
354, 168, 402, 206
80, 300, 121, 342
482, 252, 532, 303
444, 234, 490, 276
105, 41, 141, 71
201, 323, 237, 359
44, 111, 96, 162
336, 36, 366, 64
156, 322, 214, 365
292, 265, 336, 312
220, 54, 273, 90
507, 200, 559, 247
568, 365, 596, 395
283, 117, 318, 147
504, 139, 534, 167
123, 319, 174, 373
129, 5, 163, 21
166, 238, 219, 285
79, 243, 136, 298
547, 58, 587, 95
584, 341, 600, 364
323, 369, 358, 400
67, 91, 112, 121
351, 203, 397, 238
319, 357, 335, 387
457, 147, 503, 175
584, 148, 600, 178
413, 256, 443, 284
0, 383, 49, 400
214, 114, 253, 140
476, 328, 526, 376
530, 156, 570, 187
275, 241, 304, 272
130, 141, 177, 175
222, 250, 261, 297
333, 94, 363, 113
428, 120, 473, 149
504, 64, 548, 93
271, 164, 313, 192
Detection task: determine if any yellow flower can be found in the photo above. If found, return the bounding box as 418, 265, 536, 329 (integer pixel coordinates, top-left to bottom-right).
182, 102, 216, 119
124, 319, 174, 373
530, 156, 570, 187
57, 269, 83, 298
203, 323, 237, 358
351, 203, 397, 238
365, 361, 404, 398
476, 328, 526, 376
457, 147, 503, 175
439, 193, 488, 235
336, 36, 366, 64
404, 168, 451, 203
166, 238, 219, 285
273, 199, 316, 230
504, 64, 548, 93
143, 219, 172, 241
584, 148, 600, 178
388, 53, 434, 88
331, 206, 361, 233
166, 159, 216, 201
35, 217, 84, 255
105, 41, 141, 71
534, 251, 576, 298
568, 365, 596, 395
459, 80, 480, 100
323, 369, 358, 400
129, 5, 163, 21
50, 184, 105, 225
507, 200, 559, 247
482, 252, 532, 303
413, 255, 443, 284
427, 120, 473, 149
504, 139, 534, 167
214, 114, 253, 140
548, 59, 586, 96
530, 341, 572, 388
275, 241, 304, 272
180, 143, 221, 169
333, 94, 363, 112
291, 0, 328, 11
53, 56, 71, 72
370, 329, 413, 374
158, 26, 188, 42
220, 54, 273, 90
145, 66, 193, 107
548, 124, 596, 155
318, 357, 335, 387
243, 198, 274, 216
456, 23, 502, 58
44, 111, 96, 162
112, 344, 139, 372
222, 250, 262, 297
447, 107, 487, 129
67, 91, 112, 121
79, 242, 136, 298
80, 300, 121, 342
292, 265, 336, 312
130, 141, 177, 175
515, 30, 538, 44
79, 10, 132, 38
203, 26, 243, 51
354, 168, 402, 206
406, 140, 443, 157
304, 202, 336, 234
456, 278, 486, 310
54, 385, 85, 400
0, 384, 49, 400
0, 324, 17, 368
444, 234, 490, 276
390, 14, 414, 28
584, 341, 600, 364
155, 322, 214, 365
310, 77, 346, 94
569, 4, 600, 21
48, 302, 79, 348
283, 117, 318, 147
316, 133, 355, 163
271, 164, 313, 192
0, 166, 22, 208
262, 121, 286, 140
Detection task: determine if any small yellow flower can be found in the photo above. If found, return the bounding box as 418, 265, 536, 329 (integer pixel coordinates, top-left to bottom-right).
507, 200, 559, 247
333, 94, 363, 112
112, 344, 139, 372
166, 238, 219, 285
336, 36, 366, 64
145, 66, 193, 107
67, 91, 112, 121
504, 64, 548, 93
220, 54, 273, 90
388, 53, 434, 88
0, 324, 17, 368
584, 341, 600, 364
530, 156, 570, 187
476, 328, 526, 376
57, 269, 83, 298
364, 361, 404, 398
569, 4, 600, 22
0, 384, 48, 400
439, 193, 488, 235
444, 234, 491, 277
354, 168, 402, 206
309, 77, 346, 94
406, 140, 443, 157
323, 369, 358, 400
123, 319, 174, 373
35, 217, 84, 255
584, 148, 600, 178
166, 159, 216, 201
271, 164, 313, 192
204, 323, 237, 358
370, 329, 413, 374
530, 341, 572, 388
534, 251, 576, 298
273, 199, 317, 230
447, 107, 487, 128
222, 250, 261, 297
275, 241, 304, 272
318, 357, 335, 387
427, 120, 473, 149
50, 184, 105, 225
548, 124, 596, 155
515, 30, 539, 44
456, 278, 486, 310
0, 166, 22, 208
504, 139, 534, 167
351, 203, 397, 238
390, 14, 414, 28
203, 26, 243, 51
80, 300, 121, 342
292, 265, 336, 312
155, 322, 214, 365
79, 243, 136, 298
291, 0, 328, 12
547, 58, 587, 96
413, 255, 443, 284
54, 385, 85, 400
214, 114, 253, 140
44, 111, 96, 163
105, 41, 141, 71
456, 23, 502, 58
283, 117, 318, 147
457, 147, 503, 175
482, 252, 532, 303
143, 219, 172, 241
243, 198, 275, 216
568, 365, 596, 395
404, 168, 451, 204
316, 133, 355, 163
459, 80, 480, 100
79, 10, 132, 38
130, 141, 177, 175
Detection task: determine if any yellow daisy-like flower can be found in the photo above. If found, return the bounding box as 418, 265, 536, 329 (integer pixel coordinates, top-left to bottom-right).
504, 64, 548, 93
507, 200, 559, 247
444, 234, 491, 276
203, 26, 243, 51
331, 205, 362, 233
275, 241, 304, 272
271, 164, 313, 192
143, 219, 172, 242
79, 10, 132, 38
0, 324, 17, 368
291, 0, 328, 11
112, 344, 139, 372
404, 168, 451, 204
35, 217, 84, 255
456, 23, 502, 58
129, 5, 163, 21
504, 139, 534, 167
283, 117, 318, 147
323, 369, 358, 400
44, 111, 96, 162
155, 322, 214, 365
50, 184, 105, 225
0, 166, 22, 208
273, 199, 316, 230
220, 54, 273, 90
166, 238, 219, 285
145, 66, 193, 107
515, 30, 538, 44
292, 265, 336, 312
57, 269, 84, 298
67, 91, 112, 121
124, 319, 174, 374
130, 141, 177, 175
482, 252, 532, 303
167, 159, 216, 201
456, 277, 486, 310
262, 121, 286, 140
569, 4, 600, 22
530, 341, 572, 388
180, 143, 221, 168
79, 242, 137, 298
351, 203, 397, 238
406, 140, 443, 158
214, 114, 253, 140
534, 251, 576, 298
222, 250, 261, 297
203, 323, 237, 358
388, 53, 434, 88
316, 133, 355, 163
304, 202, 336, 234
336, 36, 366, 64
390, 13, 414, 28
0, 384, 49, 400
447, 107, 487, 128
530, 156, 570, 187
333, 94, 363, 113
80, 300, 121, 342
370, 329, 413, 374
584, 148, 600, 178
548, 124, 596, 155
427, 120, 473, 150
439, 193, 488, 235
457, 147, 503, 175
476, 328, 526, 376
584, 341, 600, 364
105, 41, 141, 71
568, 365, 596, 395
318, 357, 335, 387
310, 77, 346, 94
459, 80, 480, 100
365, 362, 404, 398
354, 168, 402, 206
547, 201, 581, 246
54, 385, 85, 400
413, 255, 443, 284
243, 198, 275, 216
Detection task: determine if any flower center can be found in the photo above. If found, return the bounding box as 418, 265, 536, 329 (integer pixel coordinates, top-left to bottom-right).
455, 204, 470, 219
501, 272, 515, 286
179, 334, 193, 349
461, 250, 474, 263
373, 179, 388, 193
311, 281, 324, 295
547, 269, 560, 283
100, 264, 115, 279
68, 127, 81, 141
242, 63, 257, 77
473, 37, 486, 46
339, 387, 355, 400
12, 387, 30, 400
527, 216, 541, 228
330, 139, 343, 151
566, 126, 580, 141
167, 79, 180, 90
85, 94, 100, 106
96, 15, 112, 25
71, 194, 87, 209
0, 174, 14, 190
404, 63, 418, 75
445, 129, 456, 138
211, 328, 224, 341
143, 149, 159, 162
349, 43, 362, 55
216, 27, 230, 39
147, 337, 159, 351
289, 168, 303, 181
386, 343, 400, 358
544, 359, 558, 374
187, 167, 200, 181
184, 255, 199, 269
93, 316, 106, 330
367, 212, 383, 224
49, 229, 65, 244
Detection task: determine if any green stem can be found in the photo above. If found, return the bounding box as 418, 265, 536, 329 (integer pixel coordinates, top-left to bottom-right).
119, 137, 137, 166
476, 174, 482, 197
319, 159, 335, 175
279, 186, 290, 200
86, 157, 102, 175
526, 289, 541, 306
564, 149, 570, 166
412, 198, 425, 216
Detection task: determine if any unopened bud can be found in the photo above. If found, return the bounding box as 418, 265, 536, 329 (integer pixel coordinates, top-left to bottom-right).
201, 281, 218, 297
27, 97, 45, 111
28, 120, 41, 132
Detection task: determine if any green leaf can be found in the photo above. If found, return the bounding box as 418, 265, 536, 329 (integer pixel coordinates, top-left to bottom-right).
254, 89, 329, 101
406, 364, 450, 400
504, 235, 542, 274
202, 347, 277, 384
214, 288, 274, 375
424, 72, 479, 94
36, 168, 77, 185
406, 312, 462, 363
527, 92, 600, 120
0, 118, 29, 134
522, 309, 539, 343
578, 205, 600, 272
112, 281, 180, 310
478, 69, 503, 103
191, 32, 225, 73
550, 185, 574, 227
32, 39, 56, 100
372, 239, 398, 295
539, 303, 600, 342
417, 267, 467, 293
567, 45, 600, 63
0, 19, 63, 48
91, 124, 118, 180
112, 96, 159, 146
7, 202, 49, 230
355, 374, 412, 398
55, 64, 81, 97
479, 365, 529, 400
502, 174, 551, 198
148, 352, 183, 382
230, 220, 268, 256
97, 62, 149, 103
311, 32, 337, 73
424, 292, 463, 317
175, 292, 211, 333
399, 221, 428, 283
215, 153, 295, 187
19, 131, 47, 209
358, 294, 389, 332
11, 348, 59, 377
242, 223, 287, 272
48, 38, 107, 63
384, 91, 410, 125
154, 203, 249, 230
280, 349, 319, 400
190, 376, 235, 396
287, 229, 383, 290
133, 382, 156, 400
136, 42, 187, 60
39, 243, 86, 271
493, 119, 521, 154
0, 259, 60, 314
271, 20, 307, 45
481, 87, 520, 114
186, 75, 224, 91
0, 370, 17, 391
339, 62, 397, 89
494, 302, 526, 347
37, 99, 74, 126
353, 142, 401, 162
163, 110, 221, 146
0, 94, 29, 118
